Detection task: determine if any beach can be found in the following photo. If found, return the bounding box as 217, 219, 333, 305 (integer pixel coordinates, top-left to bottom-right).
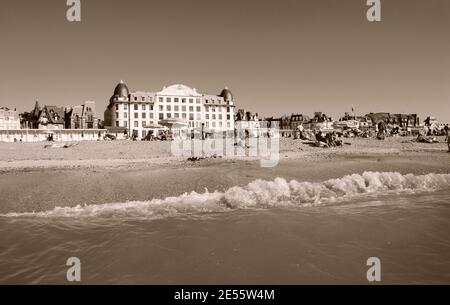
0, 136, 449, 213
1, 137, 450, 284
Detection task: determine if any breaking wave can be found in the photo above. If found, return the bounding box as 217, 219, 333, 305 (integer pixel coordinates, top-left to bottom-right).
3, 172, 450, 219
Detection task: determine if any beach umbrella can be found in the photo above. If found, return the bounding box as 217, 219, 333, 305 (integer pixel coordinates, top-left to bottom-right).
159, 119, 189, 129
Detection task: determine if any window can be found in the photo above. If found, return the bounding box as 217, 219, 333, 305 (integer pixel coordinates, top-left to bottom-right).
124, 112, 127, 119
196, 113, 201, 120
196, 98, 201, 104
182, 113, 187, 119
206, 114, 209, 120
218, 122, 222, 127
205, 106, 209, 112
212, 114, 216, 120
115, 121, 119, 127
124, 104, 128, 110
149, 105, 153, 111
182, 98, 186, 103
124, 121, 128, 127
174, 105, 179, 111
219, 114, 222, 120
142, 130, 146, 138
134, 113, 138, 119
167, 97, 171, 103
189, 99, 193, 103
159, 113, 164, 120
196, 106, 201, 112
227, 114, 230, 120
167, 113, 172, 118
159, 105, 163, 111
142, 97, 145, 102
174, 113, 179, 118
134, 104, 138, 110
227, 108, 230, 113
189, 114, 194, 120
212, 107, 216, 112
142, 104, 146, 111
182, 106, 186, 112
142, 121, 146, 127
149, 113, 153, 119
142, 113, 146, 119
189, 106, 194, 112
134, 121, 138, 127
134, 97, 138, 101
159, 97, 163, 103
116, 112, 119, 119
115, 104, 119, 110
166, 105, 171, 111
174, 98, 179, 103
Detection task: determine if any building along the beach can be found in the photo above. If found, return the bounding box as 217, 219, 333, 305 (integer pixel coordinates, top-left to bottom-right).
35, 105, 65, 130
103, 81, 236, 139
0, 107, 20, 130
1, 101, 105, 143
289, 114, 310, 130
20, 101, 100, 130
65, 101, 99, 129
365, 113, 420, 128
234, 109, 261, 137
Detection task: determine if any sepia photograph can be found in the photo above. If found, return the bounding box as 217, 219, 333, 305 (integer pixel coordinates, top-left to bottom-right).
0, 0, 449, 300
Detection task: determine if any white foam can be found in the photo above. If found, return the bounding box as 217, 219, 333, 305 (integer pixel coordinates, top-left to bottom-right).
3, 172, 450, 219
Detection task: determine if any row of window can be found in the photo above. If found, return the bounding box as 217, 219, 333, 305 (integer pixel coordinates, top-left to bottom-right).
116, 120, 231, 129
129, 96, 203, 104
158, 97, 202, 104
114, 103, 229, 113
117, 112, 231, 121
115, 104, 155, 111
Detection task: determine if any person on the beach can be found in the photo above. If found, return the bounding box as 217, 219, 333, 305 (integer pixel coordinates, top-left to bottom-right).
445, 124, 450, 152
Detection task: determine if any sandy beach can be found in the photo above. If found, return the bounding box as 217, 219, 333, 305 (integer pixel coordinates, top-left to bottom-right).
0, 136, 449, 214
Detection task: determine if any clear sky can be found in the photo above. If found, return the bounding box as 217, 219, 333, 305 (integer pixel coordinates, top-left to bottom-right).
1, 0, 449, 121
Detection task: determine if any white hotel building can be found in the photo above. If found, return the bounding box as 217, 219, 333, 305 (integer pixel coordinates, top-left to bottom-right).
104, 81, 235, 139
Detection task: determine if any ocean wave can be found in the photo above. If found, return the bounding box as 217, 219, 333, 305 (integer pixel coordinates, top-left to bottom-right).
3, 172, 450, 219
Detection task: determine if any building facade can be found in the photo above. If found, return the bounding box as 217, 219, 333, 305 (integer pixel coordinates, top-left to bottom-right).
0, 107, 20, 130
104, 81, 236, 139
65, 101, 99, 129
366, 113, 420, 128
21, 101, 99, 130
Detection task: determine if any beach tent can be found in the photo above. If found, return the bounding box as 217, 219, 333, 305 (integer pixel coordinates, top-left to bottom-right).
159, 119, 189, 129
144, 123, 165, 129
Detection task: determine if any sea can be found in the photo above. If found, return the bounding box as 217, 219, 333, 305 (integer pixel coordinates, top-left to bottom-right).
1, 171, 450, 284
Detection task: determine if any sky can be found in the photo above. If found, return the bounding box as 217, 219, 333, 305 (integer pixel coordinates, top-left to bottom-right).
0, 0, 449, 121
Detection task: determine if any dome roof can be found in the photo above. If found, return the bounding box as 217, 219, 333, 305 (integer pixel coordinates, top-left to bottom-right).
158, 84, 201, 97
114, 80, 129, 97
219, 86, 233, 101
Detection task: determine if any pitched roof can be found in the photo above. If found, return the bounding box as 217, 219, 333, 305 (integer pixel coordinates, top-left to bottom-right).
44, 106, 65, 124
